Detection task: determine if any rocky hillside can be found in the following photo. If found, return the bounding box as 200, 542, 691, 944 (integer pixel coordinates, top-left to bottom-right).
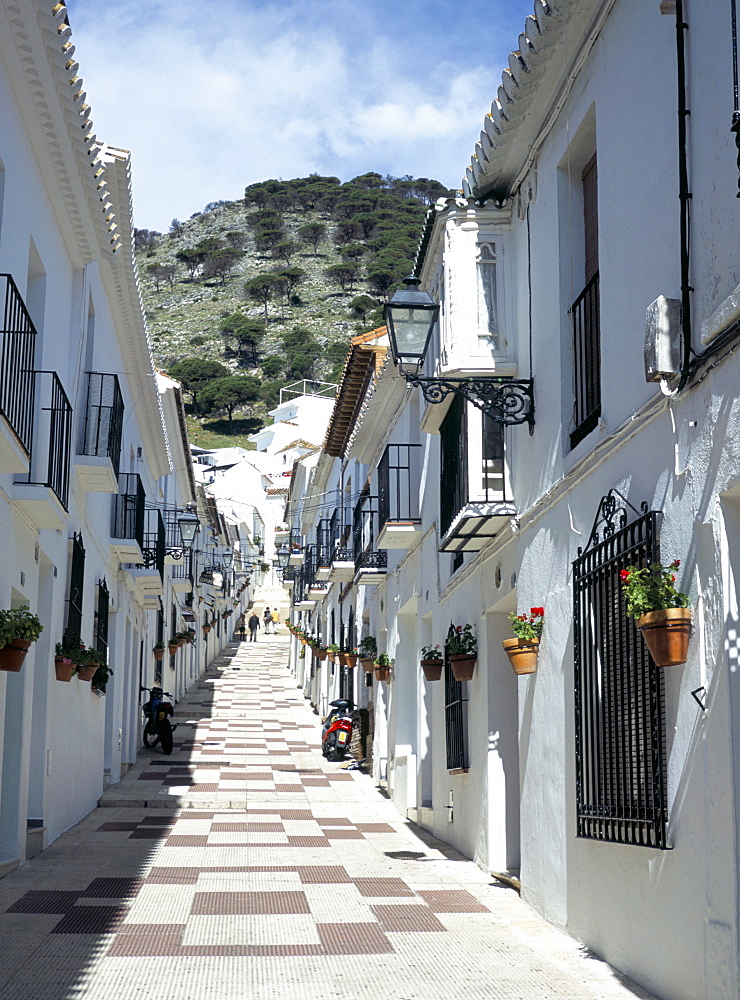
135, 173, 450, 436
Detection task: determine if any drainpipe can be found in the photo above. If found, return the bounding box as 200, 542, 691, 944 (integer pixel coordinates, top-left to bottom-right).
674, 0, 693, 390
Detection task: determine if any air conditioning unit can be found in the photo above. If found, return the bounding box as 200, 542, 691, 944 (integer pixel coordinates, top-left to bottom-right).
644, 296, 681, 381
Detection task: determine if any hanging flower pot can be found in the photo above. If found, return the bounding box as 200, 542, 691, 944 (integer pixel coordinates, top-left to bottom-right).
0, 639, 31, 673
373, 654, 392, 681
502, 637, 539, 675
360, 657, 375, 673
153, 646, 165, 662
337, 651, 349, 666
637, 608, 692, 666
167, 642, 178, 656
54, 656, 75, 682
76, 663, 98, 682
345, 653, 358, 669
203, 625, 211, 634
420, 658, 443, 681
449, 653, 476, 682
374, 664, 390, 681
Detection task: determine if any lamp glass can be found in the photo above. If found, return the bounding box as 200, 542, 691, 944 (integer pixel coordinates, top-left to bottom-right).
178, 510, 200, 547
384, 277, 439, 366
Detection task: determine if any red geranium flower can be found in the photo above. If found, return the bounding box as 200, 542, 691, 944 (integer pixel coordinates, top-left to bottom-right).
619, 569, 630, 581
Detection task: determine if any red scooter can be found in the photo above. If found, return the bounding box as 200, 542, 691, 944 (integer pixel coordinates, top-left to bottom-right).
321, 699, 353, 761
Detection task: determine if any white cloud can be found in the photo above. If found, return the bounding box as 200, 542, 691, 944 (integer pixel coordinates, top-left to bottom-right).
65, 0, 529, 229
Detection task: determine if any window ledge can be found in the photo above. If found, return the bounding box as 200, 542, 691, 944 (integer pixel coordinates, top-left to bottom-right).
448, 768, 469, 775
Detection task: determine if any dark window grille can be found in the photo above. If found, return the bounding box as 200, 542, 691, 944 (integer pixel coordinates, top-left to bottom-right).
303, 543, 317, 589
330, 505, 352, 562
440, 395, 467, 537
571, 155, 600, 450
66, 532, 85, 641
444, 625, 468, 770
0, 273, 37, 455
93, 579, 110, 690
378, 444, 421, 528
80, 372, 124, 474
112, 473, 145, 547
573, 489, 668, 848
330, 608, 335, 646
142, 508, 165, 579
317, 519, 331, 568
22, 371, 72, 510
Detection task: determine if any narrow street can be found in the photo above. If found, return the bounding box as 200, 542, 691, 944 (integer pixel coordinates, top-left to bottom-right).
0, 637, 654, 1000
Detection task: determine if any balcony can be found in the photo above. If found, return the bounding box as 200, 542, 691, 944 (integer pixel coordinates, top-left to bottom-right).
327, 507, 354, 582
111, 472, 145, 562
0, 274, 35, 474
288, 530, 304, 566
126, 508, 165, 607
438, 396, 515, 553
13, 371, 72, 530
377, 443, 422, 549
353, 494, 387, 586
75, 372, 124, 492
171, 549, 193, 593
315, 518, 332, 581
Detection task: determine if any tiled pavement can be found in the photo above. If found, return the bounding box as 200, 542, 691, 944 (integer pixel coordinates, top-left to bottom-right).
0, 636, 656, 1000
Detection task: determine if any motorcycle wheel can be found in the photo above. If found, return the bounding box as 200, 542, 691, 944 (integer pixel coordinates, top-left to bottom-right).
142, 719, 159, 748
322, 734, 335, 758
157, 717, 173, 755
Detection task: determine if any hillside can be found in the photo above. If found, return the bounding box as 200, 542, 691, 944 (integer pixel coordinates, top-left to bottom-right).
135, 173, 451, 444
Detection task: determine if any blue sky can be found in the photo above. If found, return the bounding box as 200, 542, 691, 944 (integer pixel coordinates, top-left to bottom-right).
65, 0, 534, 230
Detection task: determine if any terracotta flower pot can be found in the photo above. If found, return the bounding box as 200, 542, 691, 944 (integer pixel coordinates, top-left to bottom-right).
0, 639, 31, 672
54, 656, 75, 682
420, 658, 443, 681
449, 653, 476, 682
327, 652, 336, 663
637, 608, 692, 666
317, 649, 328, 661
360, 657, 375, 673
153, 649, 164, 662
203, 625, 211, 634
374, 665, 390, 682
345, 654, 357, 669
337, 652, 349, 666
502, 637, 539, 675
76, 664, 97, 681
167, 643, 178, 656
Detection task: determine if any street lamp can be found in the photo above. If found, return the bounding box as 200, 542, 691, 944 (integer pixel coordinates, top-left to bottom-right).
384, 276, 535, 430
177, 507, 200, 548
276, 544, 290, 571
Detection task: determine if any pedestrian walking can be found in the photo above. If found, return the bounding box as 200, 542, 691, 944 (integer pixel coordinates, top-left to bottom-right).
237, 615, 246, 642
271, 609, 279, 631
263, 607, 273, 634
248, 612, 260, 642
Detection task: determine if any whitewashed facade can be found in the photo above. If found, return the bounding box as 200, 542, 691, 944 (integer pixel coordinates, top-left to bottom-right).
285, 2, 740, 998
0, 0, 239, 873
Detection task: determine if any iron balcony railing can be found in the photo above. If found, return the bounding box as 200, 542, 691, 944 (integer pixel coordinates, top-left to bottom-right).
316, 518, 331, 569
378, 443, 421, 529
289, 529, 303, 552
80, 372, 124, 473
570, 270, 601, 449
142, 507, 165, 580
353, 494, 388, 573
22, 370, 73, 510
303, 543, 317, 589
112, 472, 145, 548
0, 274, 37, 456
329, 506, 352, 562
173, 549, 193, 583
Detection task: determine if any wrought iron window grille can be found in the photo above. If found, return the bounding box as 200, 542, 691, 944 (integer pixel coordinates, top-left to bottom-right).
573, 489, 668, 849
444, 624, 468, 770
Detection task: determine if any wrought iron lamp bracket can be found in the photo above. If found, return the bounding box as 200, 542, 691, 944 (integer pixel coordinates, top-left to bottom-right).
400, 369, 535, 432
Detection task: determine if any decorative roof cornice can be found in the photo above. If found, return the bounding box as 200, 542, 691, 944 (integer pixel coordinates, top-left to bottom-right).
322, 328, 388, 458
1, 1, 121, 260
462, 0, 612, 200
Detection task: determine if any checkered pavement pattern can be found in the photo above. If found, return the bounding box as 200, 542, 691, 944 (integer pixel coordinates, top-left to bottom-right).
0, 636, 656, 1000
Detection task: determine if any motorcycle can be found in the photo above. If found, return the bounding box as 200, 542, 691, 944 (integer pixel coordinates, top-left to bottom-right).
141, 686, 177, 755
321, 698, 354, 761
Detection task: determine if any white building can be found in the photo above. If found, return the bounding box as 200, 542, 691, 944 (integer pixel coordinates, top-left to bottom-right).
0, 0, 239, 873
283, 3, 740, 998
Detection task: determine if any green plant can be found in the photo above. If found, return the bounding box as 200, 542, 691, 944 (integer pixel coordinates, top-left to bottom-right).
78, 646, 102, 666
358, 635, 377, 657
420, 643, 443, 661
327, 643, 341, 654
374, 652, 393, 667
620, 561, 688, 620
153, 641, 166, 651
0, 606, 43, 646
92, 663, 114, 691
507, 608, 545, 641
447, 624, 477, 657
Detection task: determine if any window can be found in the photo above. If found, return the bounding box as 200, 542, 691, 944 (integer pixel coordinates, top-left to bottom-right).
94, 580, 110, 690
444, 625, 468, 770
65, 533, 85, 641
476, 241, 500, 352
570, 155, 601, 449
573, 491, 668, 848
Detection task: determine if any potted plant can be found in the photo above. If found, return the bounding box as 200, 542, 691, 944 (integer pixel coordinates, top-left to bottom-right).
344, 647, 358, 669
168, 635, 180, 656
153, 641, 166, 662
76, 646, 101, 682
420, 643, 444, 681
502, 608, 544, 675
447, 624, 477, 681
0, 606, 43, 672
358, 636, 377, 672
373, 652, 393, 682
620, 560, 691, 666
327, 643, 341, 663
185, 628, 196, 644
54, 640, 76, 682
316, 644, 329, 662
